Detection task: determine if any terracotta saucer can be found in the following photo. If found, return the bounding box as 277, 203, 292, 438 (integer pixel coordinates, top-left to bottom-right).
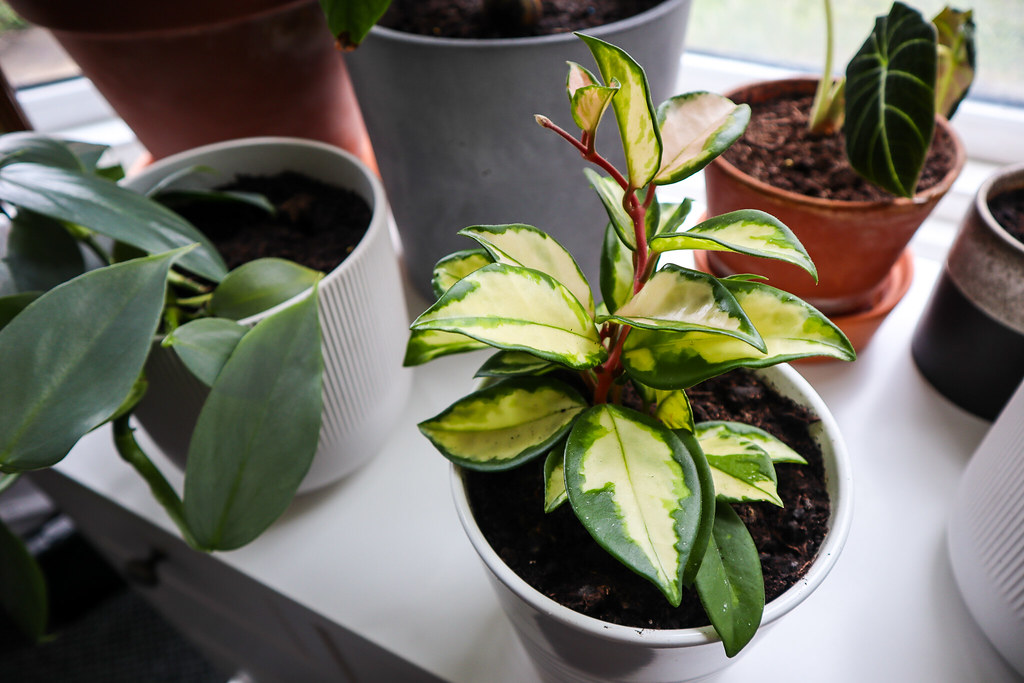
693, 247, 915, 360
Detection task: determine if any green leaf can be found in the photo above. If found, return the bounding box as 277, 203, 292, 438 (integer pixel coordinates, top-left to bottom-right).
183, 286, 323, 551
163, 318, 248, 387
475, 350, 557, 378
0, 516, 47, 642
543, 444, 568, 512
655, 389, 695, 432
411, 263, 606, 371
586, 169, 635, 249
0, 248, 190, 472
0, 292, 39, 330
699, 420, 807, 465
622, 278, 855, 390
844, 2, 937, 198
418, 377, 587, 471
432, 249, 493, 298
2, 210, 84, 295
0, 162, 227, 281
567, 61, 619, 137
0, 132, 82, 170
403, 328, 488, 366
608, 265, 766, 352
696, 501, 764, 657
210, 258, 322, 320
599, 220, 635, 314
696, 422, 781, 506
932, 7, 975, 119
319, 0, 391, 48
655, 199, 693, 236
564, 404, 712, 604
156, 189, 275, 216
460, 224, 594, 316
577, 33, 662, 189
650, 210, 816, 281
653, 93, 750, 185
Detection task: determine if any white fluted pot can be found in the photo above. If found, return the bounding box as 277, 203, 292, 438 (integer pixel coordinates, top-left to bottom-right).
451, 365, 852, 683
127, 137, 412, 493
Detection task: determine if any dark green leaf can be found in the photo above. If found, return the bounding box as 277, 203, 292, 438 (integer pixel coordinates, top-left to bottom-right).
0, 292, 39, 330
210, 258, 322, 320
3, 210, 84, 294
163, 318, 248, 387
0, 517, 48, 642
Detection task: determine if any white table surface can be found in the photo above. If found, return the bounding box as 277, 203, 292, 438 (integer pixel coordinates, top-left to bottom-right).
50, 253, 1023, 682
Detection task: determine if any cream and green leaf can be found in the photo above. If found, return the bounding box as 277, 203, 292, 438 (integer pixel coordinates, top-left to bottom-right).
412, 264, 606, 370
419, 377, 587, 471
475, 350, 558, 378
696, 422, 783, 506
403, 328, 488, 366
543, 446, 569, 512
566, 61, 619, 139
431, 248, 493, 298
652, 92, 751, 185
564, 405, 714, 603
600, 220, 635, 313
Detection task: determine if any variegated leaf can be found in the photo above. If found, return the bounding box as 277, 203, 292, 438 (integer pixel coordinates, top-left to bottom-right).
431, 249, 493, 298
699, 420, 807, 465
411, 264, 606, 370
696, 422, 781, 506
608, 265, 766, 352
543, 446, 568, 512
564, 404, 711, 604
653, 93, 750, 185
459, 224, 594, 316
419, 377, 587, 470
600, 221, 635, 313
932, 7, 975, 119
567, 61, 620, 137
622, 278, 854, 389
475, 350, 557, 378
655, 389, 695, 432
586, 169, 635, 249
650, 210, 816, 280
578, 34, 662, 189
695, 501, 764, 658
403, 328, 488, 367
656, 199, 694, 236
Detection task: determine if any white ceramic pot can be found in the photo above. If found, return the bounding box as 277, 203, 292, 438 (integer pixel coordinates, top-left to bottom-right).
450, 364, 852, 683
126, 137, 412, 493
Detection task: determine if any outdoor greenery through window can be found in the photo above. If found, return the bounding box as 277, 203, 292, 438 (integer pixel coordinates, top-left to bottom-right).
688, 0, 1020, 106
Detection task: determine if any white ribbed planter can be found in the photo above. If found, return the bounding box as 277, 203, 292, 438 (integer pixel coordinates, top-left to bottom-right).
126, 137, 412, 493
451, 365, 852, 683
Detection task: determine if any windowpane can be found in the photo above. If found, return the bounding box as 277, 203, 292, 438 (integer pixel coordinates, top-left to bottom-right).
0, 2, 79, 88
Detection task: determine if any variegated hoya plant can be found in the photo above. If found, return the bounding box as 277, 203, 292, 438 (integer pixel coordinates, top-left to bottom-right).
404, 35, 856, 657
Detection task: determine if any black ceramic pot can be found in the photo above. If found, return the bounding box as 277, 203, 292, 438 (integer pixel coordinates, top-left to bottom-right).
912, 163, 1024, 420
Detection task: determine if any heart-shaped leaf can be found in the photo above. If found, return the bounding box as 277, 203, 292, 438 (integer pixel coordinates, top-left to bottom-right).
578, 33, 662, 189
650, 210, 816, 280
183, 286, 323, 551
653, 93, 750, 185
0, 248, 190, 471
844, 2, 937, 198
210, 258, 322, 320
163, 318, 248, 387
411, 263, 606, 370
418, 377, 587, 471
565, 404, 713, 603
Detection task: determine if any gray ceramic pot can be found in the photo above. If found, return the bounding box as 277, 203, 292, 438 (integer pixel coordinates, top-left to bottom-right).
912, 162, 1024, 420
344, 1, 693, 297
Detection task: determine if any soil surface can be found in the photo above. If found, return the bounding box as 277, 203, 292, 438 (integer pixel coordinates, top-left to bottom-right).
169, 172, 371, 273
381, 0, 664, 38
723, 92, 957, 202
464, 368, 831, 630
988, 189, 1024, 245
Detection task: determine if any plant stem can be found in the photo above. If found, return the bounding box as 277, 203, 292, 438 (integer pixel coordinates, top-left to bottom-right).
112, 415, 200, 550
808, 0, 839, 134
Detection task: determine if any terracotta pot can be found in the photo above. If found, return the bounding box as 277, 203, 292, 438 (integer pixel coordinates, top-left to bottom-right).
703, 78, 964, 316
344, 0, 693, 298
125, 137, 411, 493
911, 163, 1024, 420
8, 0, 375, 167
451, 365, 852, 683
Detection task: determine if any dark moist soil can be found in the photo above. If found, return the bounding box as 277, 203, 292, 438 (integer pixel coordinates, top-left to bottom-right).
988, 189, 1024, 245
381, 0, 663, 38
464, 368, 831, 630
170, 172, 371, 273
723, 92, 957, 202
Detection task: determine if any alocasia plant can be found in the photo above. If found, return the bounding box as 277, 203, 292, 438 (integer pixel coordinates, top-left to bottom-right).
0, 132, 329, 635
808, 1, 976, 197
404, 34, 855, 656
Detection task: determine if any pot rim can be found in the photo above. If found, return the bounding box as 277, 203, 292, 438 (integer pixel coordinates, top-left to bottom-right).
976, 162, 1024, 256
365, 0, 691, 49
122, 135, 388, 326
711, 77, 966, 211
450, 364, 853, 649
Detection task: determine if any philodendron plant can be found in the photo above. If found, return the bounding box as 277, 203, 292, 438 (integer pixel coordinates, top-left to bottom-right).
807, 1, 975, 197
0, 132, 326, 639
404, 35, 855, 657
